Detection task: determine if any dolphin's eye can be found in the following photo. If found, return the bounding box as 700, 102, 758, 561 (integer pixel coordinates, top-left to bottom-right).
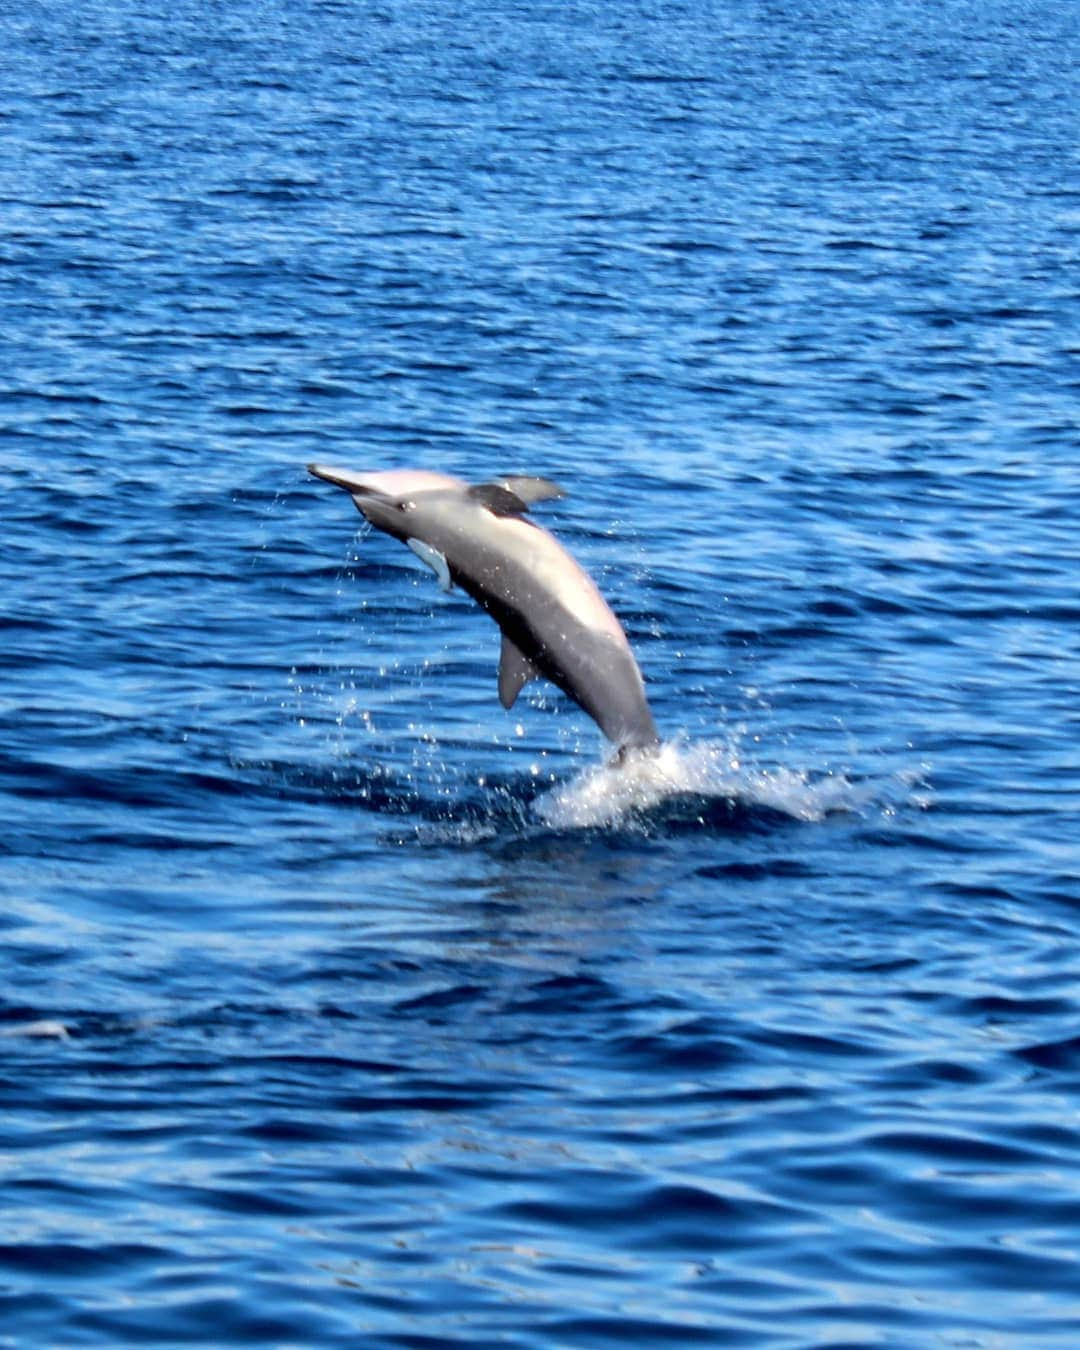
399, 499, 415, 512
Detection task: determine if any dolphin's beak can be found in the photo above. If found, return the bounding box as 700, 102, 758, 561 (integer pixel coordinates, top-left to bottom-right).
308, 463, 373, 495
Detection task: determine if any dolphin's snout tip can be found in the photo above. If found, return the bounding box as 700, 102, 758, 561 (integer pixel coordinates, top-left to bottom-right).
308, 463, 363, 493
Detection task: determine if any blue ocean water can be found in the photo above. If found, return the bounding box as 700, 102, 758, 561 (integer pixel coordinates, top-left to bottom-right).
3, 0, 1079, 1342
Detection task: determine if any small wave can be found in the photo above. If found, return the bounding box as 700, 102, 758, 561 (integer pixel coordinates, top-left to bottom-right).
533, 738, 872, 831
0, 1019, 71, 1041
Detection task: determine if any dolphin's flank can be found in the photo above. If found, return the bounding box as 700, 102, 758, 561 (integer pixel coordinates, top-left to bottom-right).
307, 464, 660, 753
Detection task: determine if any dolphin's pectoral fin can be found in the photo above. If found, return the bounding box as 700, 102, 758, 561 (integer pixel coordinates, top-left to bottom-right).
406, 537, 453, 592
494, 476, 566, 505
498, 633, 541, 709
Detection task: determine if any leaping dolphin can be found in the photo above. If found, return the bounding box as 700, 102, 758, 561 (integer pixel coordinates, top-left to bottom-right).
307, 464, 661, 754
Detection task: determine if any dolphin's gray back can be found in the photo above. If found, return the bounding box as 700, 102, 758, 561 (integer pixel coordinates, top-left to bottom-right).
432, 514, 659, 750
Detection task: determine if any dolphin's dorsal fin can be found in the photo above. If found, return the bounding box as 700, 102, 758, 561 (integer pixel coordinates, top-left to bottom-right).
494, 476, 566, 505
498, 633, 540, 709
470, 478, 567, 516
468, 483, 530, 516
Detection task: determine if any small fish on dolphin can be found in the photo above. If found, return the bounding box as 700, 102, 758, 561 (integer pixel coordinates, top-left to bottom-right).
307, 464, 660, 754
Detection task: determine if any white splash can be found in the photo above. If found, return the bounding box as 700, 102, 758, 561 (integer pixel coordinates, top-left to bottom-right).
533, 737, 868, 830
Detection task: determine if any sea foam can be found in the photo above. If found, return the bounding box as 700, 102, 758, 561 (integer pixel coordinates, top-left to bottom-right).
534, 737, 871, 830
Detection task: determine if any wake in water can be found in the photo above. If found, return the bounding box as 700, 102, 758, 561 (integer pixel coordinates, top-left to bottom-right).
533, 736, 872, 831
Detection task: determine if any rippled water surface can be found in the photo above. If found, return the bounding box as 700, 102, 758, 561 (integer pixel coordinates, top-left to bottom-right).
3, 0, 1080, 1343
